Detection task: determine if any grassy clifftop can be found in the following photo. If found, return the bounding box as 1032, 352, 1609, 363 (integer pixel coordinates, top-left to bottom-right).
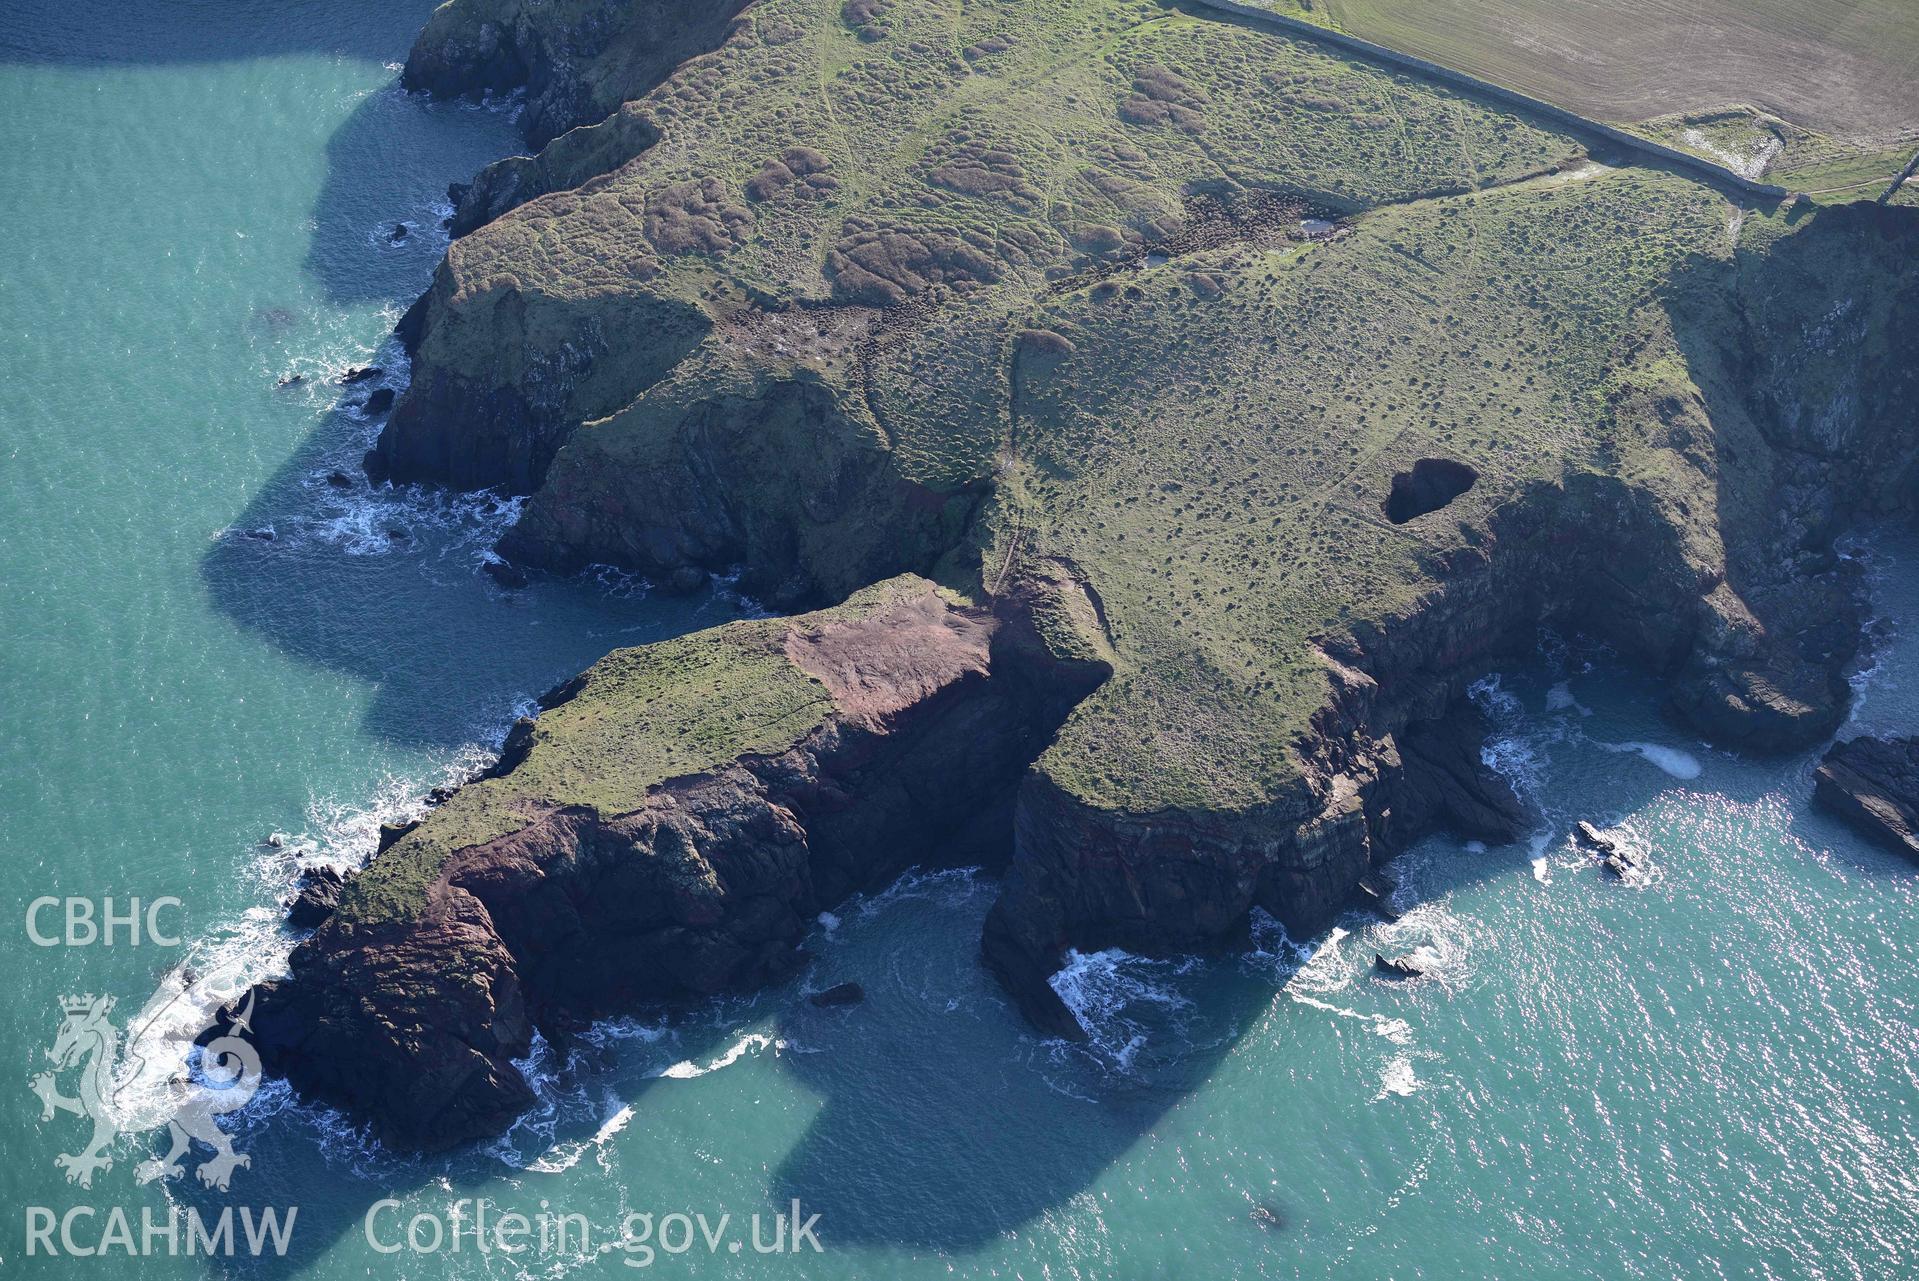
341, 576, 956, 925
1007, 166, 1730, 809
381, 0, 1586, 497
392, 0, 1919, 818
441, 0, 1578, 317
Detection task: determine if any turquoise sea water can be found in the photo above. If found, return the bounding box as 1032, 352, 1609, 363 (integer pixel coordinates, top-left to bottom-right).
2, 4, 1916, 1277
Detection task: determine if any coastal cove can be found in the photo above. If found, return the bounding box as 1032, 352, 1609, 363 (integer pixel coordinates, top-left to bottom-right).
1, 3, 1917, 1280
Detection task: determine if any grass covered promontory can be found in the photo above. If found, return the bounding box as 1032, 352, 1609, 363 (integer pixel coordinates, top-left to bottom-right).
377, 0, 1584, 496
269, 0, 1919, 1143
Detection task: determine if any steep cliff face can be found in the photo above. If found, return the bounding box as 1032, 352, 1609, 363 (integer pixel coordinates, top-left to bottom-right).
372, 0, 1586, 571
251, 578, 1106, 1149
372, 266, 710, 493
1661, 202, 1919, 748
984, 472, 1691, 1031
403, 0, 752, 149
448, 105, 666, 236
1814, 736, 1919, 862
496, 360, 985, 609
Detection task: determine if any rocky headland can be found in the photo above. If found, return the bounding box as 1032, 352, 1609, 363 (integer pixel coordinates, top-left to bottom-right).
1814, 736, 1919, 861
250, 0, 1919, 1147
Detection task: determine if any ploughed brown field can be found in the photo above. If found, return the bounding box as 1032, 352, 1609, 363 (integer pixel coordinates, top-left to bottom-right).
1321, 0, 1919, 143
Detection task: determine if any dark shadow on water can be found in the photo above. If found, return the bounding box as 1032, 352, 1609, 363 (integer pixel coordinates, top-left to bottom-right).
185, 0, 679, 753
167, 1009, 768, 1279
0, 0, 437, 68
199, 391, 738, 751
749, 648, 1852, 1253
301, 80, 524, 306
158, 642, 1917, 1275
5, 0, 528, 307
765, 943, 1278, 1252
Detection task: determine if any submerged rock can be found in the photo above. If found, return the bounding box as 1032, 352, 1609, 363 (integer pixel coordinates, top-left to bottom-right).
664, 565, 707, 595
361, 387, 396, 416
339, 365, 383, 386
1814, 736, 1919, 862
484, 559, 530, 590
808, 981, 865, 1008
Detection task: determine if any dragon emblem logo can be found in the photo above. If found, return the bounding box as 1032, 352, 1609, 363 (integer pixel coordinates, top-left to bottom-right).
30, 982, 262, 1191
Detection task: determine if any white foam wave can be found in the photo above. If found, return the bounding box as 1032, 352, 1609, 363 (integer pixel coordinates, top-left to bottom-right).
653, 1032, 785, 1080
1286, 989, 1415, 1046
1546, 681, 1592, 716
307, 484, 524, 562
1281, 924, 1355, 998
1597, 740, 1702, 781
1470, 673, 1550, 813
1848, 637, 1887, 717
852, 865, 987, 919
300, 739, 500, 872
1049, 947, 1196, 1071
576, 1016, 673, 1051
1271, 920, 1416, 1044
112, 726, 512, 1160
1374, 1055, 1420, 1100
527, 1102, 636, 1175
1369, 901, 1472, 987
709, 566, 772, 619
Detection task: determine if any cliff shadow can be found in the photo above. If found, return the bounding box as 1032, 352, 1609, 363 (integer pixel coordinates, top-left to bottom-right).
1658, 201, 1919, 754
751, 867, 1289, 1253
753, 633, 1826, 1254
168, 1007, 788, 1279
196, 37, 715, 753
0, 0, 438, 68
299, 74, 524, 307
182, 644, 1827, 1277
198, 398, 738, 751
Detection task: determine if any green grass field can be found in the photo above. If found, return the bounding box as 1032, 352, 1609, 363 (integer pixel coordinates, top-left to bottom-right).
1320, 0, 1919, 142
1279, 0, 1918, 195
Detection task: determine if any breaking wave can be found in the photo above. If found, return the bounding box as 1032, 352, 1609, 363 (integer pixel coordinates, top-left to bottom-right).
1048, 948, 1199, 1072
653, 1032, 790, 1080
1595, 740, 1703, 781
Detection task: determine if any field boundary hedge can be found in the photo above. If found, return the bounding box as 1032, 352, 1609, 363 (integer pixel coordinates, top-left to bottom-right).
1188, 0, 1793, 201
